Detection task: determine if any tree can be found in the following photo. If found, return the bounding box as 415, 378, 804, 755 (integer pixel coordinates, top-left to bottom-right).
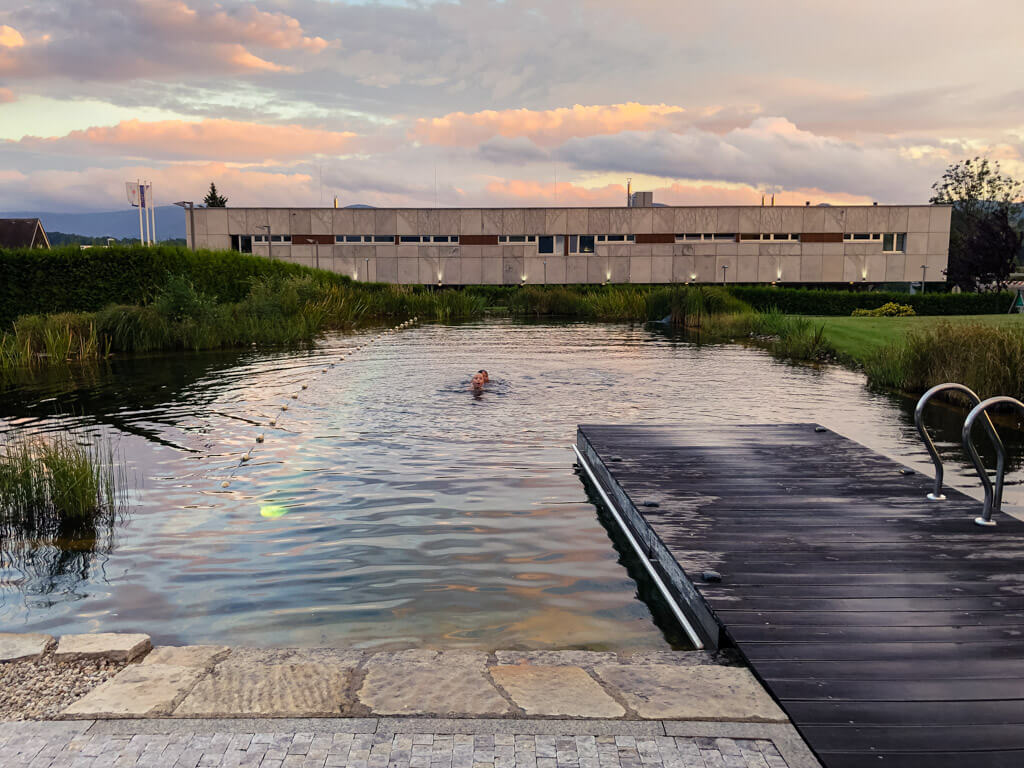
930, 157, 1023, 291
203, 182, 228, 207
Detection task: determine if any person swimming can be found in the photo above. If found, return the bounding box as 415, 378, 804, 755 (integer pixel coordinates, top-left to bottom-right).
478, 369, 490, 383
470, 372, 486, 390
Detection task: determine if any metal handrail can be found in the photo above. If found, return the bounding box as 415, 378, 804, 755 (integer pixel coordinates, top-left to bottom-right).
915, 383, 1002, 500
962, 396, 1024, 527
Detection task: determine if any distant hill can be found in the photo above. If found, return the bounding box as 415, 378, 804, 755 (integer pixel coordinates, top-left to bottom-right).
1, 206, 186, 240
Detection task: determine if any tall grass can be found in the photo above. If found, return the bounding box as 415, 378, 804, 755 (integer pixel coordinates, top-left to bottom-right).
864, 322, 1024, 399
0, 426, 124, 539
507, 285, 750, 325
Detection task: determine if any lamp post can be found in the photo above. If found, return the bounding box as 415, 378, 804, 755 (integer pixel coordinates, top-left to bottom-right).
173, 201, 195, 251
921, 264, 927, 294
258, 225, 272, 260
543, 260, 547, 285
365, 257, 370, 282
721, 264, 728, 284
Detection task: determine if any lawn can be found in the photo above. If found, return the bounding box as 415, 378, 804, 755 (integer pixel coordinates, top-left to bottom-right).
811, 314, 1024, 361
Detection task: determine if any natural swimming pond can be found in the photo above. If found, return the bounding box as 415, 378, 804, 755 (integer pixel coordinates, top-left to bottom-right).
1, 319, 1021, 649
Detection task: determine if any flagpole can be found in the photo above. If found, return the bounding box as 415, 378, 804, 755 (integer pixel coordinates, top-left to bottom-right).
137, 178, 145, 245
149, 182, 156, 244
143, 182, 151, 245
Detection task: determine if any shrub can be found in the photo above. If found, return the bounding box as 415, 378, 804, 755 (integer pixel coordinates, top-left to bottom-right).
727, 285, 1012, 316
851, 302, 916, 317
0, 244, 351, 326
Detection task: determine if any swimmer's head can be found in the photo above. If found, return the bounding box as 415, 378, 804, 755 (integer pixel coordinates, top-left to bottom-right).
470, 372, 485, 389
478, 369, 490, 383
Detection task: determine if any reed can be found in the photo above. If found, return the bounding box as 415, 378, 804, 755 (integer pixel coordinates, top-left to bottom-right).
0, 426, 124, 540
863, 322, 1024, 399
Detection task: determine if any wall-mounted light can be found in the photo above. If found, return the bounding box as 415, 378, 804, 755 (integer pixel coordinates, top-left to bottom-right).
689, 273, 697, 281
521, 275, 527, 284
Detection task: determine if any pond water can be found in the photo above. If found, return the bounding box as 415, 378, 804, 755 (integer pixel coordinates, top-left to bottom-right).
1, 319, 1021, 650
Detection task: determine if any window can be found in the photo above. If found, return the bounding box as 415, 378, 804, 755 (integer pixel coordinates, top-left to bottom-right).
626, 235, 635, 242
844, 233, 872, 241
432, 236, 448, 242
712, 234, 737, 241
374, 235, 396, 243
579, 235, 595, 253
399, 235, 422, 243
254, 234, 267, 243
337, 235, 363, 243
597, 235, 607, 242
607, 234, 625, 242
270, 235, 291, 243
739, 233, 760, 241
882, 233, 907, 252
538, 235, 554, 254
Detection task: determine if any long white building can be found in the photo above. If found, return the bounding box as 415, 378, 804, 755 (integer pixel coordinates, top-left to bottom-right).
184, 201, 951, 285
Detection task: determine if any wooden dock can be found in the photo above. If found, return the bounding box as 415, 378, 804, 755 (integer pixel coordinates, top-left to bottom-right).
576, 423, 1024, 768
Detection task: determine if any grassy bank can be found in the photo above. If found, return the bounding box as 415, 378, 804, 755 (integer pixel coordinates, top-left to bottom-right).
814, 314, 1024, 360
861, 320, 1024, 400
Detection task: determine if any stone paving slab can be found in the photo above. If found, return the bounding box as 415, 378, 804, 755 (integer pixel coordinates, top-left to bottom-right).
142, 645, 230, 669
0, 633, 54, 663
53, 633, 151, 662
62, 664, 206, 718
358, 662, 510, 717
490, 666, 625, 718
594, 665, 787, 723
0, 721, 810, 768
174, 663, 354, 717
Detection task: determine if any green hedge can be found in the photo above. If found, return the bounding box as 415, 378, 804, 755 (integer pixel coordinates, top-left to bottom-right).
0, 245, 349, 326
726, 286, 1013, 316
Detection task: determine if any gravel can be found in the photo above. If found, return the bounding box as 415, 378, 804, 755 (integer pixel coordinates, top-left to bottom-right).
0, 652, 125, 720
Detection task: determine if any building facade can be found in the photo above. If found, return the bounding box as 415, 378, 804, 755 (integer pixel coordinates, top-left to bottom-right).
184, 204, 951, 285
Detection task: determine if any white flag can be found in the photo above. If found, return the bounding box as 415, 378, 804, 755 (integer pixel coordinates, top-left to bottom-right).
126, 181, 141, 207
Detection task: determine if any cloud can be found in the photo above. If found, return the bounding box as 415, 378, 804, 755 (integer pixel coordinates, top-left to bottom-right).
555, 117, 948, 202
483, 178, 872, 207
412, 103, 687, 148
0, 25, 25, 48
0, 0, 330, 80
0, 162, 316, 212
14, 118, 358, 162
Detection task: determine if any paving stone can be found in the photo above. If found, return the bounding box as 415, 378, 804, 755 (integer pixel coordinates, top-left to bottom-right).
593, 665, 786, 723
617, 652, 718, 667
364, 650, 488, 667
173, 663, 353, 717
54, 633, 152, 663
0, 632, 55, 662
490, 666, 624, 719
493, 652, 618, 668
62, 664, 206, 717
142, 646, 231, 669
216, 648, 300, 667
358, 663, 510, 716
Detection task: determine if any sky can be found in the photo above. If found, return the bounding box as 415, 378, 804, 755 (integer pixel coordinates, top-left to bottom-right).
0, 0, 1022, 213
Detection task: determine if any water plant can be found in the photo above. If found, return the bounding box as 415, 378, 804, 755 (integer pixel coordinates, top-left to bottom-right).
0, 425, 124, 539
863, 321, 1024, 399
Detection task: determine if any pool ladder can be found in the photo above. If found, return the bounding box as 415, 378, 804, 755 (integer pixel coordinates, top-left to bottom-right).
915, 383, 1024, 526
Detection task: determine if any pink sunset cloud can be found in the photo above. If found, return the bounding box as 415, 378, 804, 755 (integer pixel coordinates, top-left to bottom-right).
484, 179, 874, 207
15, 119, 359, 163
411, 103, 688, 148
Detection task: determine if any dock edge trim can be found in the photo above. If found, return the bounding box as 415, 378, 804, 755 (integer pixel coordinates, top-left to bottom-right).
573, 437, 710, 650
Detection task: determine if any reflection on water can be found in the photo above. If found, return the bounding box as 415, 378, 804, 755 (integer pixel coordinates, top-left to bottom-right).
0, 319, 1021, 649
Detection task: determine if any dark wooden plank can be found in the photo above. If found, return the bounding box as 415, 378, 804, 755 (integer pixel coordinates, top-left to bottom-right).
786, 699, 1024, 726
818, 751, 1024, 768
577, 423, 1024, 766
